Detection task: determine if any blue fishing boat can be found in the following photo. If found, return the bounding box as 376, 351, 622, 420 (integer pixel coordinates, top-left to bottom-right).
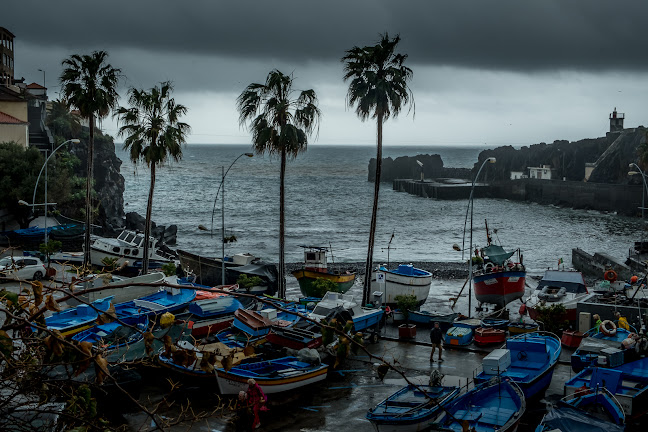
565, 358, 648, 419
408, 311, 459, 331
114, 287, 196, 319
571, 328, 636, 373
175, 296, 243, 337
215, 356, 329, 395
366, 385, 460, 432
480, 317, 509, 330
536, 387, 625, 432
308, 291, 384, 333
45, 296, 114, 337
475, 332, 561, 400
427, 378, 526, 432
444, 318, 480, 347
72, 315, 149, 350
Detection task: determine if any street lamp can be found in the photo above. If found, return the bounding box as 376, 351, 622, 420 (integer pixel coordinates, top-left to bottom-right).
462, 157, 496, 318
629, 163, 648, 245
37, 69, 45, 89
209, 152, 254, 285
31, 138, 80, 245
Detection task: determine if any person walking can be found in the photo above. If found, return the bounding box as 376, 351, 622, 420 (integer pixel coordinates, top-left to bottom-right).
247, 378, 267, 430
429, 321, 444, 362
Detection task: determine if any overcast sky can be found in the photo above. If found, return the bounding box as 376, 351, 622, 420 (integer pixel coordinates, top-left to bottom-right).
5, 1, 648, 146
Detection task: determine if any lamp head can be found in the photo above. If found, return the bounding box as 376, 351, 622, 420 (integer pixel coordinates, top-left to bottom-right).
244, 153, 253, 157
629, 171, 639, 176
416, 160, 423, 167
487, 157, 496, 163
70, 139, 80, 144
452, 243, 462, 252
18, 200, 29, 206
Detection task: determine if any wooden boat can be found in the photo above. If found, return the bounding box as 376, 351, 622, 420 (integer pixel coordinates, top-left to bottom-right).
472, 221, 525, 307
474, 327, 506, 346
475, 332, 561, 400
480, 317, 509, 330
157, 340, 254, 383
526, 269, 591, 322
408, 311, 459, 331
233, 304, 304, 337
426, 378, 526, 432
565, 360, 648, 419
366, 385, 460, 432
561, 329, 585, 348
177, 248, 278, 295
215, 356, 329, 395
536, 387, 625, 432
444, 326, 473, 347
370, 264, 432, 306
571, 328, 635, 373
508, 322, 539, 335
114, 287, 196, 319
45, 296, 114, 337
291, 246, 356, 297
72, 315, 149, 350
266, 326, 322, 350
308, 291, 384, 333
175, 296, 243, 338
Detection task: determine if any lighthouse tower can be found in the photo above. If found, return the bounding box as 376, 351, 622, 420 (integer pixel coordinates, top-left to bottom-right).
609, 107, 625, 132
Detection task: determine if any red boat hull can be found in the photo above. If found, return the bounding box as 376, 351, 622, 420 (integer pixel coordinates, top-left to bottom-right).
473, 327, 506, 346
560, 329, 585, 348
190, 317, 234, 338
473, 271, 526, 306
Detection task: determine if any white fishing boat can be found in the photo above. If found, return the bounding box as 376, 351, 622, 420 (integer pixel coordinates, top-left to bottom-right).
66, 271, 167, 305
370, 264, 432, 306
307, 291, 384, 332
89, 230, 175, 267
526, 269, 592, 322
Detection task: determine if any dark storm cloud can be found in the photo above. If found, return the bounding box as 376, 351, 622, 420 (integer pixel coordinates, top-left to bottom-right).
5, 0, 648, 72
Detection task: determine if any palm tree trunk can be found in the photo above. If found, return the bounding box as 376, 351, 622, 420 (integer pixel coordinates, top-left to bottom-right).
142, 163, 155, 274
279, 147, 287, 298
83, 114, 95, 271
364, 112, 384, 306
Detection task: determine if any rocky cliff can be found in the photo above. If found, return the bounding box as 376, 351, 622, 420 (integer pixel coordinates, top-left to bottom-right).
368, 154, 472, 182
68, 131, 125, 236
472, 128, 647, 183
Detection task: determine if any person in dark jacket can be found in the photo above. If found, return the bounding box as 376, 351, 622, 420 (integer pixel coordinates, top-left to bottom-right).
429, 321, 444, 362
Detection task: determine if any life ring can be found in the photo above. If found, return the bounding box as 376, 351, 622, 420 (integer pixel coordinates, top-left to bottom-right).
604, 270, 618, 282
485, 263, 495, 272
600, 320, 617, 337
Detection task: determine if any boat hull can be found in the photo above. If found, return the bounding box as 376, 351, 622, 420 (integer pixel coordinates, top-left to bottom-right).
215, 363, 328, 395
473, 271, 526, 306
292, 269, 355, 297
408, 311, 458, 331
508, 323, 539, 335
370, 271, 432, 306
444, 326, 473, 347
474, 328, 506, 346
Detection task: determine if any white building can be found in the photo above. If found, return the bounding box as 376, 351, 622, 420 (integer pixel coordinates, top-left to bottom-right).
510, 171, 525, 180
528, 165, 557, 180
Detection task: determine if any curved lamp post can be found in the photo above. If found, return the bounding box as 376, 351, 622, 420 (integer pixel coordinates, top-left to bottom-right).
30, 138, 80, 245
209, 152, 254, 285
462, 157, 496, 317
629, 163, 648, 244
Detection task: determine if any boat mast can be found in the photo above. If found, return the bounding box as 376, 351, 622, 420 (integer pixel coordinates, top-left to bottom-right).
387, 231, 395, 269
485, 219, 492, 246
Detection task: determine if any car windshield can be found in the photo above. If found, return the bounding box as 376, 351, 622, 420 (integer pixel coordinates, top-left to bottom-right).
0, 257, 15, 266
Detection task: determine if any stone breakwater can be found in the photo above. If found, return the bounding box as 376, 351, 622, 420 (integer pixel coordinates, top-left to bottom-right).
285, 261, 468, 279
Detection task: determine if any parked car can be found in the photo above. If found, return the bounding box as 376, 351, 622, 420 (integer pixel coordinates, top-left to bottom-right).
0, 256, 47, 281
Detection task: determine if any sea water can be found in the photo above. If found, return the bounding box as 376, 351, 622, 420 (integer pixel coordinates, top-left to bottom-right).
119, 144, 641, 279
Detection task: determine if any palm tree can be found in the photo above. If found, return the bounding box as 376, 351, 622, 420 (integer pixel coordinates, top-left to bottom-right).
60, 51, 120, 270
237, 70, 321, 298
342, 33, 414, 305
115, 81, 190, 274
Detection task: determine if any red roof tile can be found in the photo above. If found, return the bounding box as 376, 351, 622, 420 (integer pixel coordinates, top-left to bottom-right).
26, 82, 46, 89
0, 111, 28, 124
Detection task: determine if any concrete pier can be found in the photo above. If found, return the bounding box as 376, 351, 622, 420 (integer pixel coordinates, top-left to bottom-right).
393, 179, 489, 200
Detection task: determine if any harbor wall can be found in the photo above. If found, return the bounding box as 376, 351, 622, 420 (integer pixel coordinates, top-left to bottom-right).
571, 248, 633, 280
393, 178, 643, 216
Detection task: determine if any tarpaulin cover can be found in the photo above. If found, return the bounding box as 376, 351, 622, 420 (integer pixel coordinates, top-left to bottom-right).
540, 404, 624, 432
483, 245, 515, 266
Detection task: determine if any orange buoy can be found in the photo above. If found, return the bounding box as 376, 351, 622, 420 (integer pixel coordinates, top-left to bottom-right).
604, 270, 618, 282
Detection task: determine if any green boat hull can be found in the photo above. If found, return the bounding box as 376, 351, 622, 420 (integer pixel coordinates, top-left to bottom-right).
292, 269, 356, 297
